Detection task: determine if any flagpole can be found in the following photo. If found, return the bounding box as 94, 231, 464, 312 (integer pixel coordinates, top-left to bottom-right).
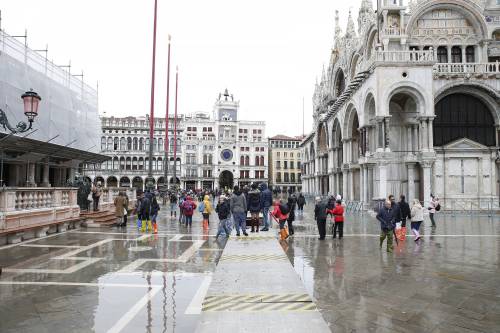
173, 66, 179, 187
164, 35, 171, 186
147, 0, 158, 191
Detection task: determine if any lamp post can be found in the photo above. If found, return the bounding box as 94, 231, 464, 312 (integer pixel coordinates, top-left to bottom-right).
145, 0, 158, 191
0, 90, 41, 134
0, 90, 41, 187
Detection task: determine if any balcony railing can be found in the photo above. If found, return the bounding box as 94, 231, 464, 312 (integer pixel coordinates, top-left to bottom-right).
383, 27, 401, 36
433, 62, 500, 76
375, 50, 434, 63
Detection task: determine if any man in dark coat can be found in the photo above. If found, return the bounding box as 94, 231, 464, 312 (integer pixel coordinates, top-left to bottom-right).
260, 183, 273, 231
376, 200, 395, 252
247, 183, 261, 233
314, 197, 328, 240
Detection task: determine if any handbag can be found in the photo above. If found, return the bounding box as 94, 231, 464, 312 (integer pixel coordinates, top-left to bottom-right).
123, 208, 128, 216
87, 193, 93, 201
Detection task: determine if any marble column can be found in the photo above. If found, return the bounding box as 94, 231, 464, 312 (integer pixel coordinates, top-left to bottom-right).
369, 165, 375, 203
27, 163, 36, 187
379, 163, 387, 199
377, 119, 384, 151
420, 119, 428, 150
422, 162, 432, 208
407, 125, 412, 154
362, 165, 368, 203
42, 160, 50, 187
413, 124, 419, 152
407, 163, 415, 204
428, 119, 434, 151
342, 170, 348, 199
348, 170, 354, 201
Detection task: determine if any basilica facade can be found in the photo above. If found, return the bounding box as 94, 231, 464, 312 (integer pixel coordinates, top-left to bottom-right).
300, 0, 500, 210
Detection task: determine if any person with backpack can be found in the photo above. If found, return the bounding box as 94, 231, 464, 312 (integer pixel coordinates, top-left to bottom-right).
376, 199, 396, 253
215, 195, 231, 238
199, 195, 213, 228
314, 197, 328, 240
170, 192, 178, 218
150, 193, 160, 233
134, 191, 144, 231
181, 196, 197, 227
327, 199, 344, 239
271, 199, 290, 240
230, 186, 248, 237
286, 196, 296, 236
297, 193, 306, 216
140, 192, 153, 232
428, 194, 440, 228
260, 183, 273, 232
247, 183, 262, 233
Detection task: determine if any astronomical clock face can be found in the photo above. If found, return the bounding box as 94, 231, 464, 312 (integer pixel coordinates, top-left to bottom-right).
220, 149, 233, 161
222, 112, 232, 121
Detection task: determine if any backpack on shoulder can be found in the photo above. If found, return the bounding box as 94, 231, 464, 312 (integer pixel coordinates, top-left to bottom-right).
198, 201, 206, 213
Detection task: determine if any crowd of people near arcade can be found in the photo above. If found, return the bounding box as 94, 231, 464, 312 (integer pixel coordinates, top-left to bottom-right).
106, 179, 440, 252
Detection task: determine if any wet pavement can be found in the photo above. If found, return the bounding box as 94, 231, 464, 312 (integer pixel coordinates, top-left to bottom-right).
0, 201, 499, 332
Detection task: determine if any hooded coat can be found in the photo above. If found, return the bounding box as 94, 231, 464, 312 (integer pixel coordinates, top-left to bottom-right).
260, 183, 273, 209
230, 189, 247, 214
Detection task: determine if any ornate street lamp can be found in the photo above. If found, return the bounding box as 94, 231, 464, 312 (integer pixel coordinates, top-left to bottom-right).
0, 89, 41, 134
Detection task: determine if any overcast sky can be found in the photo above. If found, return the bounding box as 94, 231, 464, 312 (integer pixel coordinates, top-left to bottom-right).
1, 0, 361, 137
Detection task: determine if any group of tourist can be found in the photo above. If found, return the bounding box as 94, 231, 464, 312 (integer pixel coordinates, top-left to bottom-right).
376, 194, 440, 252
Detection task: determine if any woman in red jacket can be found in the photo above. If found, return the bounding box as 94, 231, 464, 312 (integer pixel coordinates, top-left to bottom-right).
327, 199, 344, 239
271, 199, 290, 240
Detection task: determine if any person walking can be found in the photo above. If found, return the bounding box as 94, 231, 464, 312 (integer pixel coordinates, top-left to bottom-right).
215, 195, 231, 238
376, 200, 395, 253
230, 186, 248, 237
271, 199, 290, 240
114, 191, 127, 227
200, 194, 213, 229
314, 197, 328, 240
260, 183, 273, 231
398, 195, 410, 241
92, 181, 102, 211
170, 192, 178, 218
134, 192, 144, 231
286, 196, 296, 235
181, 196, 197, 227
328, 199, 344, 239
247, 183, 262, 233
178, 192, 186, 224
428, 194, 440, 228
150, 193, 160, 233
122, 191, 129, 227
410, 199, 424, 242
141, 192, 153, 232
297, 193, 306, 216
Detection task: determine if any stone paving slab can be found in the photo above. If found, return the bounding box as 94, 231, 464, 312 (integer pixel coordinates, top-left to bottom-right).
195, 235, 330, 332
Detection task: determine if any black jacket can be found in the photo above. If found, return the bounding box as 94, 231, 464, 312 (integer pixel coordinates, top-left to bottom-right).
314, 201, 328, 220
376, 207, 395, 230
216, 201, 231, 220
398, 200, 410, 220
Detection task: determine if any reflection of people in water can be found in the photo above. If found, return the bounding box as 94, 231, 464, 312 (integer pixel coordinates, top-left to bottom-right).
333, 242, 344, 277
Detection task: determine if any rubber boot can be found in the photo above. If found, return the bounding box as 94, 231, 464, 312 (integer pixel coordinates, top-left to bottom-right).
255, 220, 259, 233
148, 220, 153, 232
153, 223, 158, 234
141, 220, 146, 232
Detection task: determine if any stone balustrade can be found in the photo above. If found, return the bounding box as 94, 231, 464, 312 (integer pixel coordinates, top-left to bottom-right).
383, 27, 401, 36
375, 50, 435, 63
0, 187, 80, 245
433, 62, 500, 76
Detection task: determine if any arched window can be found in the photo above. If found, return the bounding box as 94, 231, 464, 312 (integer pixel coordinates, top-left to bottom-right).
107, 137, 113, 150
114, 137, 119, 151
145, 138, 150, 151
334, 69, 346, 97
127, 137, 132, 150
120, 138, 126, 151
126, 157, 131, 170
451, 46, 462, 63
120, 157, 125, 170
240, 156, 244, 165
101, 137, 106, 151
466, 46, 475, 63
434, 93, 495, 147
152, 157, 157, 171
437, 46, 448, 63
245, 156, 249, 166
153, 138, 158, 151
133, 137, 138, 150
255, 156, 259, 166
260, 156, 264, 166
132, 157, 138, 170
158, 157, 163, 171
139, 138, 144, 150
138, 157, 144, 170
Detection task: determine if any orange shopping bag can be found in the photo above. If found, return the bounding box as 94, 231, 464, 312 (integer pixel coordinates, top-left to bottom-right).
280, 227, 289, 240
398, 226, 406, 242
